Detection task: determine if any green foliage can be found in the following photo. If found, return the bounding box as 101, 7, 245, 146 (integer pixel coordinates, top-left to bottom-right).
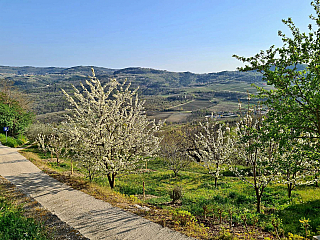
172, 210, 196, 226
215, 228, 238, 240
0, 197, 48, 239
0, 133, 26, 147
233, 1, 320, 137
0, 103, 22, 136
0, 81, 34, 137
233, 1, 320, 180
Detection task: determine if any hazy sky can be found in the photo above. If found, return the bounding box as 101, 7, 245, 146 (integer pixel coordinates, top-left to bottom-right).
0, 0, 315, 73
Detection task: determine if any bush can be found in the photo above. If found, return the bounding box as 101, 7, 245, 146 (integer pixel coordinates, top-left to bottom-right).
0, 134, 26, 147
169, 186, 183, 203
172, 210, 196, 226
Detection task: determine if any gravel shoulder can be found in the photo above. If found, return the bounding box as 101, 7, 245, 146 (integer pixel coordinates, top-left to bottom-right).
0, 144, 194, 240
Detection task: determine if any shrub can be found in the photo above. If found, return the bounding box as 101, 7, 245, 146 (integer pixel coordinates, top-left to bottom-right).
172, 210, 196, 226
215, 227, 238, 240
0, 133, 26, 147
169, 186, 182, 203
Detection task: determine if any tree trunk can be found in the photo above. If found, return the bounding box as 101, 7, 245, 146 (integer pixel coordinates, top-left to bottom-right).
256, 195, 261, 213
287, 183, 293, 198
214, 177, 217, 188
88, 170, 93, 182
255, 188, 262, 213
71, 159, 73, 175
143, 181, 145, 199
107, 173, 116, 189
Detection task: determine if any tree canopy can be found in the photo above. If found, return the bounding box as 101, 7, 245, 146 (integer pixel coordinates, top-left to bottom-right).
0, 79, 33, 137
233, 0, 320, 139
62, 69, 163, 188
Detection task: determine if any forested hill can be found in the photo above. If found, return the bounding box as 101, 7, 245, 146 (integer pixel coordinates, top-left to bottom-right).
0, 65, 263, 117
0, 65, 263, 90
0, 65, 116, 75
0, 65, 303, 118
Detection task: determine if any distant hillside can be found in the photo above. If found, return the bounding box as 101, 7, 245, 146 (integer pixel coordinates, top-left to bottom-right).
0, 65, 116, 76
0, 65, 264, 95
112, 67, 263, 90
60, 66, 116, 75
0, 66, 65, 75
114, 67, 166, 75
0, 65, 264, 88
0, 65, 271, 121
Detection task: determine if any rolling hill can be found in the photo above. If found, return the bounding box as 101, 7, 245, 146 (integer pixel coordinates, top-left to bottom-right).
0, 65, 268, 123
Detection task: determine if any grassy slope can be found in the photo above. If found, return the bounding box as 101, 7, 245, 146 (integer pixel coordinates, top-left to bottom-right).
20, 146, 320, 239
114, 159, 320, 236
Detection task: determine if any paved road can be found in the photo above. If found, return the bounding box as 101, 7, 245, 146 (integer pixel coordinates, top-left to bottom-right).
0, 144, 194, 240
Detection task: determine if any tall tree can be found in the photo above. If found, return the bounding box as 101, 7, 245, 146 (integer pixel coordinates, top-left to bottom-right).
0, 79, 33, 137
189, 120, 234, 188
160, 129, 191, 177
233, 0, 320, 139
62, 69, 162, 188
234, 114, 280, 213
233, 0, 320, 188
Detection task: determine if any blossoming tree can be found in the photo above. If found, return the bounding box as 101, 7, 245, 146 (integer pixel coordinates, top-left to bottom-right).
62, 69, 162, 188
234, 114, 280, 213
189, 120, 234, 188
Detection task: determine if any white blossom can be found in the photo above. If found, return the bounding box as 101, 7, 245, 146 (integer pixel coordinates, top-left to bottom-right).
189, 120, 234, 187
62, 69, 163, 188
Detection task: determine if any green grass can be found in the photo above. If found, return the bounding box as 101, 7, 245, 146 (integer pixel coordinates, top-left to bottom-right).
111, 160, 320, 237
22, 145, 81, 174
0, 196, 48, 239
21, 147, 320, 238
277, 185, 320, 235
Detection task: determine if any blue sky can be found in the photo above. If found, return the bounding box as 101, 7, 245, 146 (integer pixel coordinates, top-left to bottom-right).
0, 0, 314, 73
